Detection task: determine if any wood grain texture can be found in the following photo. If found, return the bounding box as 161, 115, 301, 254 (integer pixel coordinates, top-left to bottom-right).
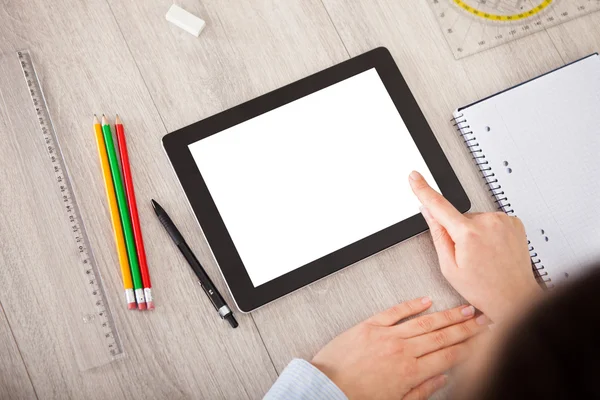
0, 0, 277, 399
547, 10, 600, 60
0, 0, 598, 398
106, 0, 349, 131
0, 304, 36, 400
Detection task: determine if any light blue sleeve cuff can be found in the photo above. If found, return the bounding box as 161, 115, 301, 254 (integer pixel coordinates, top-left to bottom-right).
263, 359, 348, 400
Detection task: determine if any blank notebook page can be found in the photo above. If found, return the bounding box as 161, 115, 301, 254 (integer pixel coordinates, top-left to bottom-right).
454, 55, 600, 285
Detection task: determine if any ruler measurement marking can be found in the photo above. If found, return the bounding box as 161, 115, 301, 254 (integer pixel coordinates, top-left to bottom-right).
431, 0, 600, 58
17, 50, 123, 365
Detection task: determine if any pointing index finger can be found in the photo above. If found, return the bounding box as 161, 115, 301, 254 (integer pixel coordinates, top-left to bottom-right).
409, 171, 467, 236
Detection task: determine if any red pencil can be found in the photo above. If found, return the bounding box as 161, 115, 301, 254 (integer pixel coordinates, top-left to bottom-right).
115, 115, 154, 310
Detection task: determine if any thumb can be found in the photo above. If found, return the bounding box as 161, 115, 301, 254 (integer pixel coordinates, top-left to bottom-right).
420, 206, 457, 270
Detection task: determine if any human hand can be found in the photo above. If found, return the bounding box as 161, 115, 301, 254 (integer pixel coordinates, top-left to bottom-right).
311, 297, 488, 400
409, 171, 541, 324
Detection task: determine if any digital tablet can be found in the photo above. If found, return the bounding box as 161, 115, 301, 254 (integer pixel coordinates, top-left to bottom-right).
163, 47, 470, 312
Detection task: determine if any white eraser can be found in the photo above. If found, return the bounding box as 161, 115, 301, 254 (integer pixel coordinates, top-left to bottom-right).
166, 4, 206, 37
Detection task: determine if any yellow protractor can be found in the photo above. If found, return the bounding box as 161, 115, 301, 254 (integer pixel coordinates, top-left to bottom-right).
453, 0, 553, 22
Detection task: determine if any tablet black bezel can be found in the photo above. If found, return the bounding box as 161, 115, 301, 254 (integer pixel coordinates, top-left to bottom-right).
163, 47, 470, 312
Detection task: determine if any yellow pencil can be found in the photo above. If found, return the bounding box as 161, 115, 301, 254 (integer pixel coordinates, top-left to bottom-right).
94, 115, 136, 309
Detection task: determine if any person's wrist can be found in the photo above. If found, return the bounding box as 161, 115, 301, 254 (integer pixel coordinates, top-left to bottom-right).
491, 280, 542, 323
310, 360, 347, 396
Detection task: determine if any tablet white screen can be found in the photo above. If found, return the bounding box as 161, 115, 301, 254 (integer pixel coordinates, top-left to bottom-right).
189, 68, 440, 287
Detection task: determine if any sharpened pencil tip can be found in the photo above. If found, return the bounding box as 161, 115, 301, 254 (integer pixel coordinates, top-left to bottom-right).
151, 199, 158, 210
115, 114, 122, 124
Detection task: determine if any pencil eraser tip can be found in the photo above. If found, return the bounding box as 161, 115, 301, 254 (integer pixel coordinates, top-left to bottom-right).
146, 301, 155, 310
166, 4, 206, 37
125, 289, 136, 307
138, 302, 147, 310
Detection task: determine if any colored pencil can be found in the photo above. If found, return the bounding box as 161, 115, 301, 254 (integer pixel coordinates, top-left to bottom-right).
94, 115, 137, 310
101, 115, 147, 309
115, 115, 154, 310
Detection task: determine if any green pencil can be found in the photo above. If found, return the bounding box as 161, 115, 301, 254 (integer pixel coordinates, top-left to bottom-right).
101, 115, 146, 310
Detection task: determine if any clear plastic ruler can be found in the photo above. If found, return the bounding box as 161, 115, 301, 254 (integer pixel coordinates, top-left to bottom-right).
429, 0, 600, 59
17, 50, 124, 370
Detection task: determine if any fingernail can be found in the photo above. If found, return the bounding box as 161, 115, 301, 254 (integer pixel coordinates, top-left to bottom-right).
409, 171, 421, 181
421, 296, 432, 305
476, 315, 489, 325
420, 206, 433, 221
461, 305, 475, 316
435, 375, 448, 389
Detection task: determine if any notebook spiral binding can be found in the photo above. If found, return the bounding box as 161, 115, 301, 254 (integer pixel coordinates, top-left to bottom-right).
452, 114, 553, 288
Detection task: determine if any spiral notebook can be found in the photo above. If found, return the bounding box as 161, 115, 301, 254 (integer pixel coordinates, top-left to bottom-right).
453, 54, 600, 288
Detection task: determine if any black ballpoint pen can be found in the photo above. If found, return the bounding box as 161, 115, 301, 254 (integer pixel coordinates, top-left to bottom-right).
151, 199, 238, 328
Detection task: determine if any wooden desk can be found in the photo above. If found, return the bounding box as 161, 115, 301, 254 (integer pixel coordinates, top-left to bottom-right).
0, 1, 598, 398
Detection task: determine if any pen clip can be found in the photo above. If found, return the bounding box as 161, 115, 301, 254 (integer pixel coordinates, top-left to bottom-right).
198, 281, 215, 296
